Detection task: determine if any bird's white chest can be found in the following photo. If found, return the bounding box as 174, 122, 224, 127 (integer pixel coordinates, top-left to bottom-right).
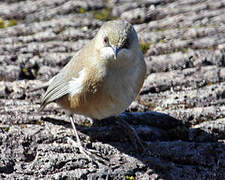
101, 63, 140, 116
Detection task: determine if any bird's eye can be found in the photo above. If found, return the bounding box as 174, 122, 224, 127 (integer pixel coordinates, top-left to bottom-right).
103, 37, 109, 45
122, 39, 129, 49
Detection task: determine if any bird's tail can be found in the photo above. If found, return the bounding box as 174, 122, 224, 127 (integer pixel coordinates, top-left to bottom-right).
38, 103, 46, 112
27, 80, 52, 111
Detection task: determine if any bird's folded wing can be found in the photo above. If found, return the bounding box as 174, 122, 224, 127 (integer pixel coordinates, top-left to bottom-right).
39, 71, 70, 110
39, 62, 85, 111
39, 48, 88, 111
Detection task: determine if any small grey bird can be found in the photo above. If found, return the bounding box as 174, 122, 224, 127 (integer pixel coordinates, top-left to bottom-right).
40, 19, 146, 154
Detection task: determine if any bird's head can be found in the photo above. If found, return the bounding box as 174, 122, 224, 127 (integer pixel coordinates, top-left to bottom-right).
95, 20, 141, 63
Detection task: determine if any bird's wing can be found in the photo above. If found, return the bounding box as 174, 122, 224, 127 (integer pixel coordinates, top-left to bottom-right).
39, 53, 82, 111
39, 69, 69, 111
39, 38, 96, 111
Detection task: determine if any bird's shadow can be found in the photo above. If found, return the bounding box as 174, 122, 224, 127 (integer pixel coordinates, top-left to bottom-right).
42, 111, 225, 179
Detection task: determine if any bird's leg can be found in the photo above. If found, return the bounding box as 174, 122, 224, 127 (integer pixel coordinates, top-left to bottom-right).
70, 115, 82, 147
68, 116, 108, 164
67, 115, 95, 159
116, 116, 145, 153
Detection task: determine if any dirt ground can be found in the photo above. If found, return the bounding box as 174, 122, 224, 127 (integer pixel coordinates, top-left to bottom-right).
1, 0, 225, 179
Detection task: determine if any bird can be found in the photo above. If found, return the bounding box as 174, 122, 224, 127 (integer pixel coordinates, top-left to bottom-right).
39, 19, 146, 155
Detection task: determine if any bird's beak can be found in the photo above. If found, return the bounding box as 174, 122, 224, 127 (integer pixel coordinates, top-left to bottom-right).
111, 46, 120, 60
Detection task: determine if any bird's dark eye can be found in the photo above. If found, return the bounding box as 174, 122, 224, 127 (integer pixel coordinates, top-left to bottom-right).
122, 39, 129, 49
104, 37, 109, 45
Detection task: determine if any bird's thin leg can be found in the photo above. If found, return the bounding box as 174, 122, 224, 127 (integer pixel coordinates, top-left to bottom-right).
70, 116, 82, 146
67, 115, 94, 159
69, 115, 108, 164
116, 117, 145, 153
68, 116, 108, 163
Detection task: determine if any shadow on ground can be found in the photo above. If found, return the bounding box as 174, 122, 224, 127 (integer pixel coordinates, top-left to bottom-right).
41, 111, 225, 179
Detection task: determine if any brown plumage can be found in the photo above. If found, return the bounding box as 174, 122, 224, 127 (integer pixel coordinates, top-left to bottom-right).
40, 20, 146, 120
40, 19, 146, 154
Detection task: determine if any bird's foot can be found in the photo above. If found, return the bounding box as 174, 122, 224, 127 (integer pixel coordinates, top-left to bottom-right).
67, 137, 108, 165
69, 116, 108, 164
66, 137, 94, 158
